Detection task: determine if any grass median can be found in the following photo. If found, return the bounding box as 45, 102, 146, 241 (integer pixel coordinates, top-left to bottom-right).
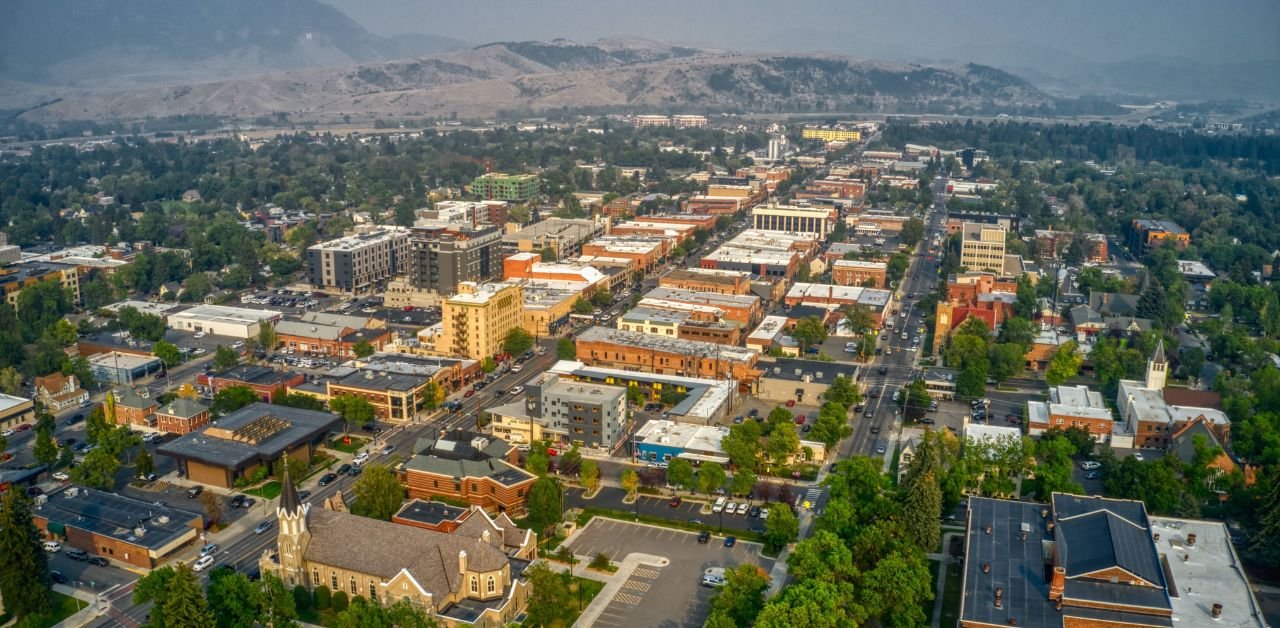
575, 506, 768, 547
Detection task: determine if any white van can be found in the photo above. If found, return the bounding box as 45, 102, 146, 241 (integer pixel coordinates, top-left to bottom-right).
712, 497, 726, 513
43, 541, 62, 553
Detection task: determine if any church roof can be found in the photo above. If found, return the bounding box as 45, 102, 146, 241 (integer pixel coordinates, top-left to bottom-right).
278, 463, 302, 517
1152, 339, 1166, 364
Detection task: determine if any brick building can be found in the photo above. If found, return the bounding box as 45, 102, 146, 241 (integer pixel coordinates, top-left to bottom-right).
105, 388, 157, 429
1026, 384, 1115, 441
658, 268, 753, 295
399, 431, 537, 515
197, 365, 306, 404
34, 487, 203, 569
575, 326, 761, 390
155, 398, 212, 435
831, 260, 888, 288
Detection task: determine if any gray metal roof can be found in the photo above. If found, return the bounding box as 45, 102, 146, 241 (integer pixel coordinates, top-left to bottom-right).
962, 497, 1060, 627
1057, 510, 1166, 586
157, 403, 341, 470
37, 486, 202, 552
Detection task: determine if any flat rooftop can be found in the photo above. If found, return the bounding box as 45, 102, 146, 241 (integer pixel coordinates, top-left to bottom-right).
88, 351, 161, 370
577, 326, 757, 363
547, 360, 730, 421
394, 499, 470, 527
634, 419, 729, 454
333, 368, 428, 392
747, 315, 789, 342
832, 259, 887, 270
1149, 517, 1269, 627
0, 392, 31, 413
545, 379, 626, 404
786, 283, 893, 308
168, 304, 281, 325
37, 486, 201, 552
157, 403, 341, 469
104, 300, 185, 317
643, 287, 759, 309
309, 226, 409, 252
702, 246, 796, 266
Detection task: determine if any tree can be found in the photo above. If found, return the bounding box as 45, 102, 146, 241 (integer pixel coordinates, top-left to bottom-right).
886, 252, 911, 285
207, 570, 262, 628
85, 404, 110, 445
73, 447, 120, 489
331, 591, 349, 613
1045, 341, 1084, 386
697, 462, 726, 495
988, 343, 1025, 384
524, 562, 572, 628
161, 563, 216, 628
0, 490, 52, 620
136, 447, 156, 479
572, 298, 594, 315
32, 425, 58, 468
825, 375, 862, 406
422, 381, 444, 411
722, 421, 763, 472
579, 459, 600, 494
527, 477, 563, 533
763, 505, 799, 553
706, 564, 770, 627
899, 217, 925, 246
351, 464, 404, 521
258, 323, 278, 352
1249, 471, 1280, 568
16, 281, 72, 343
900, 471, 942, 552
620, 468, 640, 499
556, 337, 576, 360
274, 392, 325, 411
0, 366, 22, 396
900, 380, 933, 422
212, 385, 259, 415
666, 458, 694, 491
997, 316, 1037, 352
590, 289, 613, 307
260, 572, 299, 628
154, 340, 183, 368
330, 395, 376, 432
313, 585, 331, 610
213, 344, 240, 370
49, 318, 78, 346
200, 490, 224, 528
503, 327, 534, 357
731, 468, 757, 497
352, 340, 375, 359
791, 316, 828, 350
480, 356, 496, 373
766, 426, 800, 465
134, 566, 178, 627
334, 597, 436, 628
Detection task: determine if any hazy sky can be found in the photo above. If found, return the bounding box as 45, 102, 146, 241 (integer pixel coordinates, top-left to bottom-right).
324, 0, 1280, 66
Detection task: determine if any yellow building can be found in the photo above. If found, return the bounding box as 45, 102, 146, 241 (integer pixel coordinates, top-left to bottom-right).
440, 282, 524, 359
960, 222, 1007, 273
801, 127, 862, 142
0, 263, 81, 308
520, 283, 579, 338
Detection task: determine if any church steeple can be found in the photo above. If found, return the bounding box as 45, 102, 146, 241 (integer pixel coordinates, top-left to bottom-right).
274, 459, 311, 587
1145, 340, 1168, 390
278, 460, 303, 518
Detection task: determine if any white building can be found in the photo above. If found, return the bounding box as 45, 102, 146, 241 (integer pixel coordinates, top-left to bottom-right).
166, 304, 283, 339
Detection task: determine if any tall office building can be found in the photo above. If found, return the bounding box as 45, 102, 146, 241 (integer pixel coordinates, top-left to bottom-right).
440, 282, 525, 360
959, 222, 1007, 273
407, 225, 502, 295
471, 173, 538, 202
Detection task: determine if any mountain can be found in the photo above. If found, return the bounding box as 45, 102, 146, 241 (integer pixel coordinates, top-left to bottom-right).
0, 0, 464, 87
17, 40, 1051, 123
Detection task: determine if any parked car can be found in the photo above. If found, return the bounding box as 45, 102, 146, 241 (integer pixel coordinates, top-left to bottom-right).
669, 497, 682, 508
381, 444, 395, 455
51, 571, 68, 585
1080, 461, 1101, 470
748, 506, 762, 518
52, 471, 70, 481
229, 495, 246, 508
336, 464, 352, 475
43, 541, 62, 553
347, 465, 362, 477
352, 452, 370, 465
67, 549, 89, 561
697, 531, 711, 544
317, 473, 338, 487
199, 543, 218, 557
723, 536, 736, 548
1086, 471, 1101, 480
186, 486, 203, 499
297, 489, 311, 500
87, 556, 109, 567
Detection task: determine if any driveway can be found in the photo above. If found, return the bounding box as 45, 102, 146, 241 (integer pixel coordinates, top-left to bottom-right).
568, 518, 773, 628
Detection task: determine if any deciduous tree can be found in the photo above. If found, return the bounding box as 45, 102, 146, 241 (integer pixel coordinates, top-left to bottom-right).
697, 462, 726, 496
665, 458, 694, 491
351, 464, 405, 521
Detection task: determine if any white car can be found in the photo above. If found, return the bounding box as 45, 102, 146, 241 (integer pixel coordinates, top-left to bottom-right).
193, 555, 215, 572
1080, 461, 1101, 470
192, 348, 207, 356
52, 471, 70, 481
43, 541, 62, 552
510, 386, 524, 395
725, 501, 738, 515
193, 332, 207, 339
1, 428, 12, 437
352, 452, 370, 466
735, 503, 750, 515
759, 508, 770, 519
231, 341, 245, 349
510, 365, 523, 373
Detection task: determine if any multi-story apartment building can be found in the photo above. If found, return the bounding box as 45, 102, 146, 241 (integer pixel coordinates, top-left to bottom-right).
406, 224, 502, 295
959, 222, 1007, 273
307, 227, 410, 294
831, 260, 888, 288
1129, 218, 1190, 254
800, 127, 862, 142
523, 374, 628, 450
471, 173, 538, 202
658, 268, 753, 295
631, 115, 671, 127
326, 369, 432, 422
1034, 229, 1109, 263
0, 262, 81, 308
751, 203, 835, 238
670, 114, 708, 128
640, 287, 764, 327
440, 282, 524, 360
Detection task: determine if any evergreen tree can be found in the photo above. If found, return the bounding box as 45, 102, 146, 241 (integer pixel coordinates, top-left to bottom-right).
901, 471, 942, 552
1249, 471, 1280, 569
32, 424, 59, 468
162, 564, 215, 628
0, 490, 52, 619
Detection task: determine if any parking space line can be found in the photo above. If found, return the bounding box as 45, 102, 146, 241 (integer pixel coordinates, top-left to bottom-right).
614, 592, 643, 605
623, 580, 651, 592
634, 567, 660, 579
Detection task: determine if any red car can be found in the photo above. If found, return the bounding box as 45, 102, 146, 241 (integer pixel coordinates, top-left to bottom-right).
794, 415, 806, 424
403, 306, 414, 311
669, 497, 682, 508
785, 400, 796, 408
14, 424, 31, 432
464, 389, 475, 398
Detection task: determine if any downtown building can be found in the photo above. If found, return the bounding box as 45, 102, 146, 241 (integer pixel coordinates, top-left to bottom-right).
307, 227, 411, 294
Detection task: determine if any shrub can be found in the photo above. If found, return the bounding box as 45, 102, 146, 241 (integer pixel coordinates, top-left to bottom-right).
313, 585, 331, 610
589, 552, 612, 570
331, 590, 349, 613
293, 585, 311, 611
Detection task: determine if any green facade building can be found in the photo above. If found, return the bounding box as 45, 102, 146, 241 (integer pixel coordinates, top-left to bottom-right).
472, 173, 538, 202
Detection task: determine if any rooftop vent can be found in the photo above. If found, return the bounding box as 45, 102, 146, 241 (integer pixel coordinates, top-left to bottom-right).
1187, 533, 1197, 547
1211, 603, 1223, 618
994, 587, 1003, 609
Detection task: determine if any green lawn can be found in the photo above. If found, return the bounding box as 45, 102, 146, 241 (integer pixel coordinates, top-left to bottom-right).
574, 508, 769, 550
244, 481, 282, 499
327, 435, 368, 454
521, 576, 603, 627
0, 592, 88, 627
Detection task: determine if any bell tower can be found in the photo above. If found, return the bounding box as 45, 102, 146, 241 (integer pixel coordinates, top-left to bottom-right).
275, 461, 311, 587
1145, 340, 1168, 390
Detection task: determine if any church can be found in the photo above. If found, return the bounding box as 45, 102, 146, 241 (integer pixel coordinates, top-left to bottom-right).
1115, 341, 1232, 451
259, 469, 535, 626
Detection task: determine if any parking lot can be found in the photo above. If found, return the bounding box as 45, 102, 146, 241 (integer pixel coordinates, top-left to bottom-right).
569, 518, 773, 628
566, 487, 767, 533
731, 397, 822, 439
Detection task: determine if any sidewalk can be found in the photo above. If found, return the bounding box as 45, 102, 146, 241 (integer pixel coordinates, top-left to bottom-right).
52, 583, 107, 628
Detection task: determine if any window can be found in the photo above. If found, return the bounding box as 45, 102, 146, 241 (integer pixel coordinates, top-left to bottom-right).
487, 576, 496, 594
470, 576, 479, 594
351, 576, 358, 595
370, 582, 378, 601
312, 569, 320, 586
331, 572, 338, 590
